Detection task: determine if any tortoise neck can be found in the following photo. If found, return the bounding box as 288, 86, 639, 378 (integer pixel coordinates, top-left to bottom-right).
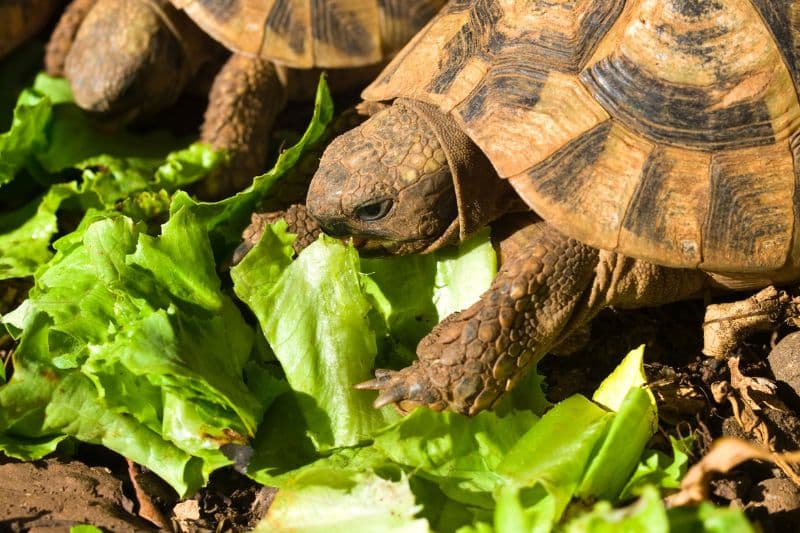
396, 98, 517, 241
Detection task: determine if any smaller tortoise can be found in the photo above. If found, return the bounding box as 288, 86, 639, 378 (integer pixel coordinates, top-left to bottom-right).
45, 0, 446, 198
307, 0, 800, 415
0, 0, 63, 59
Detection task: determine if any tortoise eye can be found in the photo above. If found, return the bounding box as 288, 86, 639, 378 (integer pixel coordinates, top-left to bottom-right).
355, 199, 393, 221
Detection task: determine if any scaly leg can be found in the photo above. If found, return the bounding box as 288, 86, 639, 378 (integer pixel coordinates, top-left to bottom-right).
193, 54, 288, 200
44, 0, 99, 75
233, 204, 322, 264
358, 221, 710, 415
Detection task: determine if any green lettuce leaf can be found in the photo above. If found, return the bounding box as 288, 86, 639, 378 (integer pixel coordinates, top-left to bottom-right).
618, 435, 694, 500
360, 227, 496, 356
494, 395, 613, 532
70, 525, 104, 533
0, 210, 264, 495
31, 74, 189, 173
562, 485, 669, 533
256, 470, 429, 533
0, 84, 51, 187
0, 183, 77, 278
666, 500, 756, 533
577, 386, 658, 501
563, 485, 755, 533
592, 345, 651, 411
232, 226, 396, 450
373, 408, 538, 508
0, 73, 222, 281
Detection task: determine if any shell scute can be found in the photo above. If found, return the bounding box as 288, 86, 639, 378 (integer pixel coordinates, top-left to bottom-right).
618, 147, 711, 268
700, 142, 796, 271
173, 0, 444, 68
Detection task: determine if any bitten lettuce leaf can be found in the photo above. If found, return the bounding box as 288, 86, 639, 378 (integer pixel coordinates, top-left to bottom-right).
232, 226, 397, 450
232, 221, 500, 456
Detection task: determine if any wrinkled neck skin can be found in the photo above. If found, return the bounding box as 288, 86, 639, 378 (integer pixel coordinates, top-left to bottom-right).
307, 98, 516, 256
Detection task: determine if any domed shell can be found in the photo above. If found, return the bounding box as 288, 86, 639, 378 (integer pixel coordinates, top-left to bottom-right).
170, 0, 446, 69
363, 0, 800, 274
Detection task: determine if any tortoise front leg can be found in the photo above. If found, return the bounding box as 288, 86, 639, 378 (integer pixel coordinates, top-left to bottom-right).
193, 54, 288, 200
233, 204, 322, 265
359, 222, 710, 415
44, 0, 99, 76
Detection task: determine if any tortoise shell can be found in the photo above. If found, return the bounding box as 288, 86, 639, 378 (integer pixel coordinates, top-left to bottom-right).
363, 0, 800, 274
170, 0, 446, 69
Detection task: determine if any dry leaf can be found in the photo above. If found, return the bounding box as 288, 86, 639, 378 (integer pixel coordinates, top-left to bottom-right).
666, 437, 800, 507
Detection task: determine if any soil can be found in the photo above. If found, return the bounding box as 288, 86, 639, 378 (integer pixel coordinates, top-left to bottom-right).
0, 450, 274, 532
0, 456, 150, 531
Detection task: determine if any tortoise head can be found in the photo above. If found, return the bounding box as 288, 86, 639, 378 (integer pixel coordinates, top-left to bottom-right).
307, 101, 464, 255
64, 0, 193, 120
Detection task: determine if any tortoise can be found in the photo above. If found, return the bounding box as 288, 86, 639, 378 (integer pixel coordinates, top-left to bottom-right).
44, 0, 446, 198
306, 0, 800, 415
0, 0, 63, 59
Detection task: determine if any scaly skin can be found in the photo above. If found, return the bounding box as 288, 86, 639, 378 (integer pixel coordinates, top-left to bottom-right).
358, 222, 710, 414
45, 0, 98, 76
360, 225, 602, 414
193, 54, 287, 199
308, 101, 464, 255
234, 204, 322, 265
308, 101, 713, 415
57, 0, 198, 119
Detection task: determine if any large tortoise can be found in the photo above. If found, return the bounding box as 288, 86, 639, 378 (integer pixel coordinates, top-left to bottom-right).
44, 0, 445, 198
306, 0, 800, 415
0, 0, 63, 59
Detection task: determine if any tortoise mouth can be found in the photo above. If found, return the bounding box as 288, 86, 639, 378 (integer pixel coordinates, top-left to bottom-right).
345, 218, 461, 257
348, 236, 428, 256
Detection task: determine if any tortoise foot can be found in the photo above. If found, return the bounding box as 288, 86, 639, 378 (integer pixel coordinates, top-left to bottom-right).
355, 367, 447, 414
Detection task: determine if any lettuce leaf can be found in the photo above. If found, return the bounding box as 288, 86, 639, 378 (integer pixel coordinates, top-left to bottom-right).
232, 226, 397, 450
360, 227, 496, 357
256, 470, 429, 533
170, 76, 335, 255
0, 210, 263, 495
563, 485, 754, 533
0, 83, 51, 187
0, 76, 339, 495
0, 73, 222, 280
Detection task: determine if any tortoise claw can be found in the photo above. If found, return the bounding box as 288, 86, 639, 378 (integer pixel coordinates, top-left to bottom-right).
356, 369, 417, 412
355, 367, 444, 414
354, 369, 394, 390
373, 383, 414, 410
